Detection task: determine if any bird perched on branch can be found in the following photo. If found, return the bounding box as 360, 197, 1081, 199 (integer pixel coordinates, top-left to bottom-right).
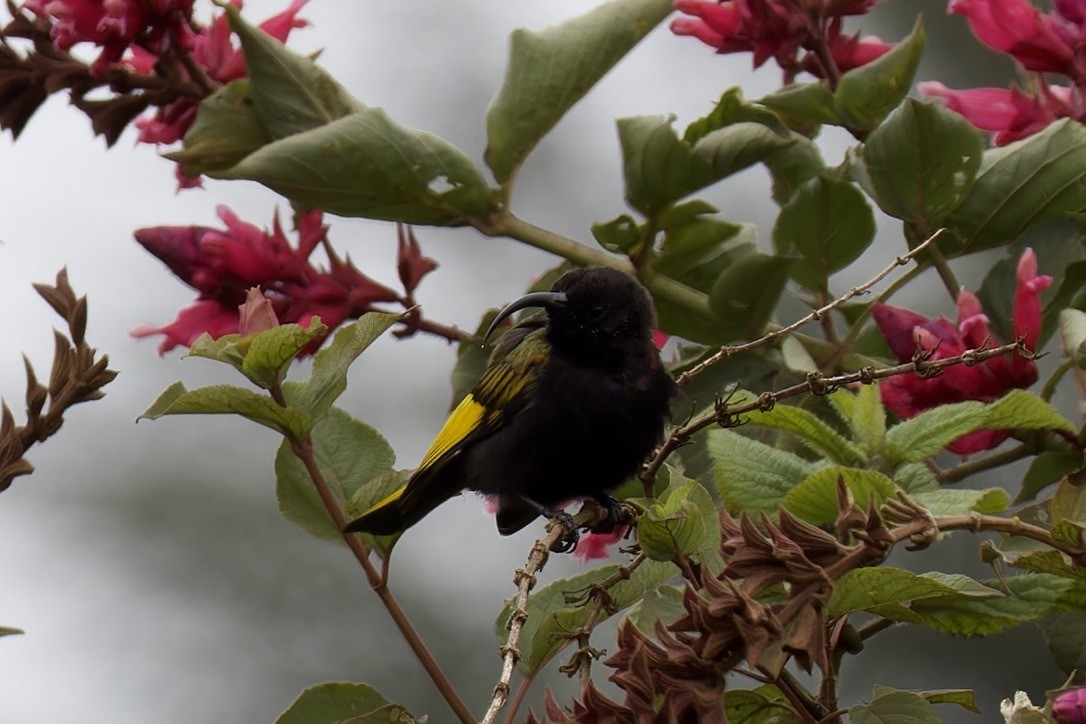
343, 267, 677, 547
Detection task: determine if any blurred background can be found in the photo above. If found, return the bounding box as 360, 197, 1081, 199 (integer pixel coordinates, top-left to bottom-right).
0, 0, 1061, 721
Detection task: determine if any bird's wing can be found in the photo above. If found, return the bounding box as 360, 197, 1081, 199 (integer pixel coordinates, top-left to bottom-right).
344, 324, 549, 534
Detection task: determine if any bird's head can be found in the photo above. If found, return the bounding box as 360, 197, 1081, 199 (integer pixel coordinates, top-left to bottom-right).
485, 267, 655, 367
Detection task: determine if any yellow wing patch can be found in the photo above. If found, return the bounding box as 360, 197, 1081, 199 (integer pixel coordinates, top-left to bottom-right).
418, 393, 488, 470
362, 483, 408, 515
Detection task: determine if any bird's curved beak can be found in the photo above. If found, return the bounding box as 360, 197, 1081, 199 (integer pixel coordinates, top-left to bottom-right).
483, 290, 567, 344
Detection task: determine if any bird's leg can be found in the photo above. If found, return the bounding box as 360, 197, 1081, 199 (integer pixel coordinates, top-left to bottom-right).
517, 496, 579, 553
591, 494, 622, 534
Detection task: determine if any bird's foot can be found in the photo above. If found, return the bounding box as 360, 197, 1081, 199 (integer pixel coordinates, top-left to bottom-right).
589, 495, 624, 534
542, 508, 580, 553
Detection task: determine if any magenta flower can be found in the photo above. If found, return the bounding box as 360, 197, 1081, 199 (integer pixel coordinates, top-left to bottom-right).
670, 0, 891, 80
574, 525, 630, 562
919, 82, 1072, 146
133, 206, 404, 355
922, 0, 1086, 145
872, 249, 1051, 455
132, 0, 310, 150
949, 0, 1074, 74
1054, 686, 1086, 724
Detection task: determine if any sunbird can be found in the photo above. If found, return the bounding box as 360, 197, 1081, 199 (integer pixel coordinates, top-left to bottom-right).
343, 267, 677, 543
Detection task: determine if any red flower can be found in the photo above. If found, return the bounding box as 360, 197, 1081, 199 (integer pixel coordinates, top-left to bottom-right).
670, 0, 891, 79
872, 249, 1051, 454
396, 224, 438, 297
949, 0, 1074, 74
574, 525, 630, 562
1054, 686, 1086, 724
134, 206, 401, 355
132, 0, 310, 149
918, 82, 1073, 146
921, 0, 1086, 145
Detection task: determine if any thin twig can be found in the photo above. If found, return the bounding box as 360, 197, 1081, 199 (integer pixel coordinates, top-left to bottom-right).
643, 338, 1032, 485
481, 506, 609, 724
935, 442, 1033, 484
270, 379, 473, 723
676, 231, 944, 386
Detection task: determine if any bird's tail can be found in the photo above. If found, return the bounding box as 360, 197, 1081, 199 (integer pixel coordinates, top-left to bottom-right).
342, 474, 459, 536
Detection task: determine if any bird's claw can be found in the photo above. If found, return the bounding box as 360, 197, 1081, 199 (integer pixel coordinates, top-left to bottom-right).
545, 509, 580, 553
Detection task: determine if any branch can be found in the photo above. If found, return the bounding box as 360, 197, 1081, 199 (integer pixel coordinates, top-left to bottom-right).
643, 338, 1031, 486
271, 385, 473, 724
475, 212, 715, 321
676, 230, 944, 386
884, 494, 1086, 564
481, 505, 611, 724
1, 269, 117, 492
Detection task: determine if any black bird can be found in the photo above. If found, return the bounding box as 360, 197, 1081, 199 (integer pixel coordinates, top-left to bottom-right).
343, 267, 677, 543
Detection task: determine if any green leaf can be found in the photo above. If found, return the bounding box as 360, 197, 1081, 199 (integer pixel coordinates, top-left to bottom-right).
1052, 475, 1086, 526
744, 400, 867, 466
833, 18, 926, 132
723, 686, 797, 723
709, 251, 792, 339
851, 688, 941, 724
684, 88, 791, 145
485, 0, 673, 184
170, 81, 271, 175
982, 529, 1086, 583
758, 82, 841, 131
892, 462, 940, 494
224, 3, 359, 139
295, 313, 401, 418
618, 115, 792, 217
1040, 612, 1086, 676
275, 408, 395, 540
241, 321, 328, 389
275, 681, 406, 724
705, 429, 817, 513
636, 479, 721, 566
773, 176, 876, 289
625, 585, 685, 635
782, 467, 898, 525
907, 689, 979, 714
591, 214, 642, 253
862, 98, 983, 227
1046, 265, 1086, 344
911, 488, 1009, 516
908, 573, 1086, 636
839, 385, 886, 455
885, 391, 1075, 465
495, 559, 677, 676
951, 120, 1086, 251
828, 567, 1000, 618
215, 109, 494, 225
1020, 451, 1085, 503
140, 381, 311, 438
763, 137, 826, 205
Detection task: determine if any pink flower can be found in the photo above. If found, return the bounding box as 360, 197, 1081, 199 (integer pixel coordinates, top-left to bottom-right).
872, 249, 1051, 454
918, 82, 1072, 146
131, 0, 310, 150
1054, 686, 1086, 724
670, 0, 890, 79
396, 224, 438, 297
949, 0, 1075, 74
574, 525, 630, 562
134, 206, 401, 355
237, 287, 279, 335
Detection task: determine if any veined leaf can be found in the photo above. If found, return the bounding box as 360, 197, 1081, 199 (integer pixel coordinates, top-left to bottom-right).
705, 429, 817, 513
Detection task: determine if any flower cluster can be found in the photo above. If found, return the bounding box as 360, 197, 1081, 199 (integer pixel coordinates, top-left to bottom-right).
1055, 686, 1086, 724
921, 0, 1086, 145
5, 1, 308, 185
132, 206, 436, 355
670, 0, 893, 81
872, 249, 1052, 454
531, 491, 892, 722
